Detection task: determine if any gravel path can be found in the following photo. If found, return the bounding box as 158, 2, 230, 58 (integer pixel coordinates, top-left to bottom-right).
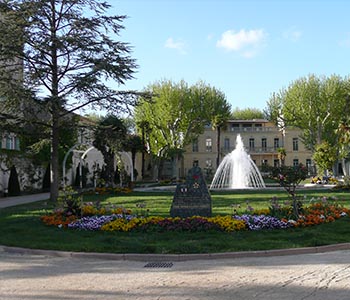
1, 249, 350, 300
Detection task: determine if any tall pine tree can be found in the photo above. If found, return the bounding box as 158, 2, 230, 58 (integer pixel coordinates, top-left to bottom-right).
0, 1, 139, 201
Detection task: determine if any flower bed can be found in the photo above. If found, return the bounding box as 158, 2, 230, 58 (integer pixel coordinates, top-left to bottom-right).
40, 199, 350, 233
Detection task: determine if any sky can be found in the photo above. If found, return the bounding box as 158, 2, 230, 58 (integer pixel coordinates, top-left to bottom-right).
107, 0, 350, 111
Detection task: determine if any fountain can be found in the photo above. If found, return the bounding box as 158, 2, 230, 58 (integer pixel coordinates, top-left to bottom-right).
210, 134, 266, 189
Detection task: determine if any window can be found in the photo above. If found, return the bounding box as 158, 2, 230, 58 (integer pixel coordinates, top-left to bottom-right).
193, 160, 199, 167
274, 159, 279, 167
274, 138, 279, 150
6, 135, 13, 149
249, 138, 255, 151
242, 124, 252, 131
261, 138, 267, 151
306, 159, 312, 173
206, 138, 212, 152
306, 159, 311, 168
255, 124, 262, 131
261, 159, 268, 166
224, 138, 230, 151
192, 139, 198, 152
293, 159, 299, 167
5, 135, 20, 150
205, 159, 212, 168
293, 138, 299, 151
15, 137, 20, 150
231, 124, 239, 131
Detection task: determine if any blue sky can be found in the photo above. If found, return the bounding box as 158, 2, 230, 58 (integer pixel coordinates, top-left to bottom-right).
110, 0, 350, 111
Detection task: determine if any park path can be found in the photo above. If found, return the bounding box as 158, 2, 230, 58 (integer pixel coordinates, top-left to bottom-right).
0, 192, 49, 208
1, 188, 350, 299
1, 248, 350, 300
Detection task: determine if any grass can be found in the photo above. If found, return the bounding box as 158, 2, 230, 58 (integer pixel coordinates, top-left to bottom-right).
1, 188, 350, 254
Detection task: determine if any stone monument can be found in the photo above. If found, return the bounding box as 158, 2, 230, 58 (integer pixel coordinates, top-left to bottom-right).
170, 166, 212, 217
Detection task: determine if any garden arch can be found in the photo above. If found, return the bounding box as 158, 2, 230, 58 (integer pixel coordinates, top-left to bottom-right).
62, 144, 134, 189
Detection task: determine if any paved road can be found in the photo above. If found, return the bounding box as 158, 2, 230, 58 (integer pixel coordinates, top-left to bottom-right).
1, 248, 350, 300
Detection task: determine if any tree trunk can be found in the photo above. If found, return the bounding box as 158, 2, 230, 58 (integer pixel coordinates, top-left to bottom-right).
50, 111, 60, 202
216, 126, 221, 168
49, 4, 60, 202
152, 155, 160, 181
172, 156, 177, 180
131, 150, 136, 181
141, 127, 145, 179
102, 149, 115, 186
342, 158, 348, 176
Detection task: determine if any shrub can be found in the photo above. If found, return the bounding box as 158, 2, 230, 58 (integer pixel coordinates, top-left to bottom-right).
8, 165, 21, 196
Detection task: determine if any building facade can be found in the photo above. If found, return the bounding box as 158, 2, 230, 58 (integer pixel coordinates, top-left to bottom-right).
182, 119, 314, 180
0, 117, 135, 196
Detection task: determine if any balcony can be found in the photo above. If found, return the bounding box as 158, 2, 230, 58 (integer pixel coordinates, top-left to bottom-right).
221, 146, 278, 155
229, 127, 276, 132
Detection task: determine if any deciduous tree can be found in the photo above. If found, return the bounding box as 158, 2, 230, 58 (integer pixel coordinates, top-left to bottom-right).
270, 164, 308, 218
135, 80, 229, 180
135, 80, 205, 179
312, 141, 338, 176
231, 107, 264, 120
201, 83, 231, 168
268, 74, 348, 151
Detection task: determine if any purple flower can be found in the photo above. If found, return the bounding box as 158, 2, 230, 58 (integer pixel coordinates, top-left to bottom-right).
233, 214, 291, 230
68, 214, 136, 230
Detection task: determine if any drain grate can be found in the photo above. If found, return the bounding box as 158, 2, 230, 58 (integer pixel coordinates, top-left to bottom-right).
144, 262, 173, 268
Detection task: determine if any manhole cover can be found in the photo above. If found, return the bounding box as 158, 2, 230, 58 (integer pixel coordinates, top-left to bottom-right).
144, 262, 173, 268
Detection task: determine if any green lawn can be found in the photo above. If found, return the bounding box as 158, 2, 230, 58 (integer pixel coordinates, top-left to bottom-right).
1, 188, 350, 254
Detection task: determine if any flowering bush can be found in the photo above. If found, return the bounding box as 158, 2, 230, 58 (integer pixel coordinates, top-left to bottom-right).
40, 196, 350, 233
270, 164, 308, 217
81, 202, 132, 216
101, 216, 146, 232
233, 214, 292, 230
57, 186, 83, 217
41, 212, 77, 227
93, 187, 132, 195
294, 202, 350, 227
73, 215, 246, 233
68, 215, 120, 230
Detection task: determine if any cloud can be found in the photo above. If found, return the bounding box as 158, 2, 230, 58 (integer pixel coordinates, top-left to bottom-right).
283, 27, 302, 42
164, 37, 187, 54
216, 29, 266, 57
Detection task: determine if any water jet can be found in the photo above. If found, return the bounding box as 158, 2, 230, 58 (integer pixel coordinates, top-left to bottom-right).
210, 134, 266, 189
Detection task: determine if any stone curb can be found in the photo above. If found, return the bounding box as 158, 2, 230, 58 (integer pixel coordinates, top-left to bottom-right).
2, 243, 350, 262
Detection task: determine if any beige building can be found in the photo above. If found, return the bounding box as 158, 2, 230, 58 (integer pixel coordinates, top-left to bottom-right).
182, 119, 314, 180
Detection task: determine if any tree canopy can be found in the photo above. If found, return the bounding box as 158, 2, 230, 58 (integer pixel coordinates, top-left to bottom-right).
135, 80, 206, 158
231, 107, 264, 120
265, 74, 350, 175
312, 141, 338, 175
93, 114, 127, 186
0, 0, 139, 201
266, 74, 349, 151
134, 79, 231, 179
